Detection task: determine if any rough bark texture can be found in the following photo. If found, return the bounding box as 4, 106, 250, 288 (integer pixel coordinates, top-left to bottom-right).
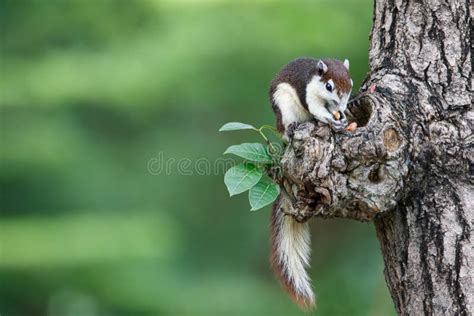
280, 0, 473, 314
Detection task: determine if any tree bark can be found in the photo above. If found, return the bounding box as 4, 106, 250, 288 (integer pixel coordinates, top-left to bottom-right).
280, 0, 473, 314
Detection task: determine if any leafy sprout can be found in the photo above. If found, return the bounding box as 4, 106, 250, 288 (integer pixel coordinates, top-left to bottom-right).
219, 122, 282, 211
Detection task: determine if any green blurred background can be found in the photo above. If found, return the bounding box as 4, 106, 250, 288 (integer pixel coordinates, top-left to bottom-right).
0, 0, 396, 315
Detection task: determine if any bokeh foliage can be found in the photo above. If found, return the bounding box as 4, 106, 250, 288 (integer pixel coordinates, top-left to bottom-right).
0, 1, 395, 315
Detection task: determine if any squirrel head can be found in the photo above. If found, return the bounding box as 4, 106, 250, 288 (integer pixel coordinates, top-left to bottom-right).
307, 58, 353, 113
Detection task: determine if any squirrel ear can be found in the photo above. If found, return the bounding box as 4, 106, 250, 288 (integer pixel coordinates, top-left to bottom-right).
343, 59, 350, 70
317, 60, 328, 75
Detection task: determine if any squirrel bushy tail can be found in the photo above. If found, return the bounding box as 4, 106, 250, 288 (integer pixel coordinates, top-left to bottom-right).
270, 193, 315, 310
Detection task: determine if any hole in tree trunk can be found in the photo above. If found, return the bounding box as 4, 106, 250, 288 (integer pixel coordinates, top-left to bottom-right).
346, 97, 373, 127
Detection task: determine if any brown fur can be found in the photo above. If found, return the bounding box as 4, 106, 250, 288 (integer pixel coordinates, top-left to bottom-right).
270, 196, 316, 310
320, 59, 352, 96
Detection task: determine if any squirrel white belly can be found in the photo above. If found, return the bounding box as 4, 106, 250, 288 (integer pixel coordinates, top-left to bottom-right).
268, 57, 352, 309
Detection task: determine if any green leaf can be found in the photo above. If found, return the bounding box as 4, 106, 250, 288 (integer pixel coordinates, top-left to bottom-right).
224, 163, 263, 196
219, 122, 256, 132
224, 143, 272, 163
249, 177, 280, 211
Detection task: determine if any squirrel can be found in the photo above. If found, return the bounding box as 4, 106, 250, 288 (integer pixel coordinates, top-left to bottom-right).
268, 57, 352, 309
270, 57, 352, 141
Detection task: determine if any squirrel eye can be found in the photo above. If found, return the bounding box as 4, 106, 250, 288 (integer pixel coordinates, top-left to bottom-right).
325, 82, 333, 92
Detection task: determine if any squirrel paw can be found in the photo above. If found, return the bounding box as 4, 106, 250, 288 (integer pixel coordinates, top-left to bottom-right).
329, 118, 348, 131
285, 122, 299, 140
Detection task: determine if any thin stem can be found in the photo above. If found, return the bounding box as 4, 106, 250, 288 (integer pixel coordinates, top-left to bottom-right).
257, 128, 277, 155
260, 125, 282, 139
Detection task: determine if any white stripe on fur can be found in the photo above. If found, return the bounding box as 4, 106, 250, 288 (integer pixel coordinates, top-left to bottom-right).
272, 83, 312, 138
275, 194, 314, 304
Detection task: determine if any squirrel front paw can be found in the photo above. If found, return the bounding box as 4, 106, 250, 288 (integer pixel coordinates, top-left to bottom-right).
285, 122, 299, 140
329, 111, 348, 131
329, 117, 348, 131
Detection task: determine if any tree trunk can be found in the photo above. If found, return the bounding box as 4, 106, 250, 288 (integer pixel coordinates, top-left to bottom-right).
370, 1, 472, 314
279, 0, 472, 314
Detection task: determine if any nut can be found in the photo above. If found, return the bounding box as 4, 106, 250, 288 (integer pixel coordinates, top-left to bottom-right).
345, 122, 357, 132
332, 111, 341, 120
